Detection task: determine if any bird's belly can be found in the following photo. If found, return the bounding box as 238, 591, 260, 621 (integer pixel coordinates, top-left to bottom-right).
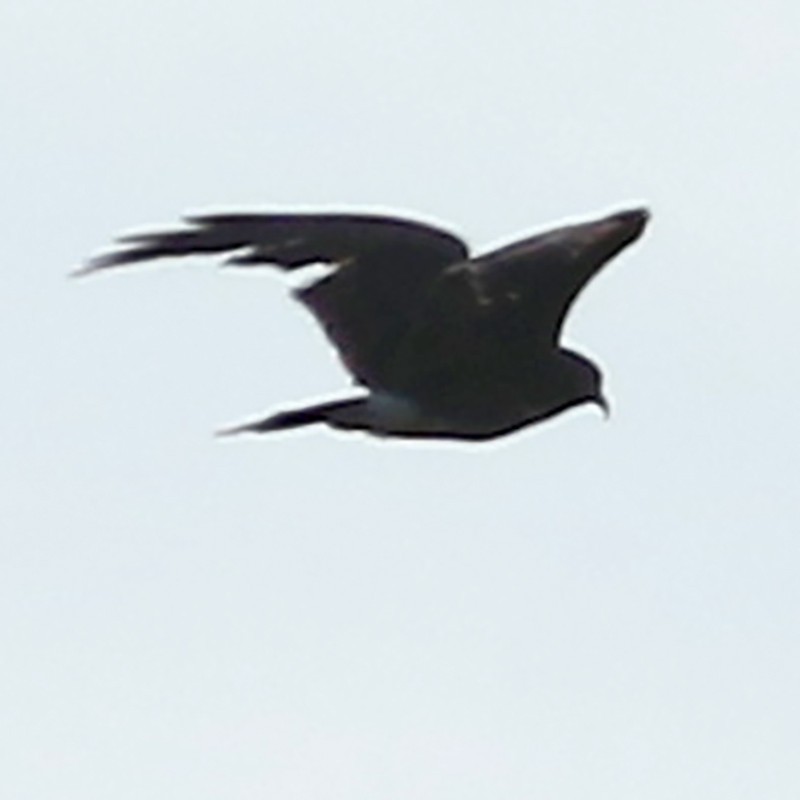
362, 392, 454, 436
354, 391, 532, 440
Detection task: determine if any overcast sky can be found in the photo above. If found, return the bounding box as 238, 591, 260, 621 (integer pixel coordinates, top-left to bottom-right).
3, 1, 800, 798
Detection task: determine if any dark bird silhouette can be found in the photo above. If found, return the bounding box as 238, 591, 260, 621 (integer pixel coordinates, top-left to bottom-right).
79, 207, 649, 440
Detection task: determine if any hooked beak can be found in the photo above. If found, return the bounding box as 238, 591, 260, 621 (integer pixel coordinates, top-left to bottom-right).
595, 394, 611, 419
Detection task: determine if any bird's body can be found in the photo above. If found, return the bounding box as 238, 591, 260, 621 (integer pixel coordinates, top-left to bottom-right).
81, 207, 649, 441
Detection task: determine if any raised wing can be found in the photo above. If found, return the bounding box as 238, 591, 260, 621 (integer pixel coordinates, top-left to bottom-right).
473, 208, 649, 349
81, 213, 469, 387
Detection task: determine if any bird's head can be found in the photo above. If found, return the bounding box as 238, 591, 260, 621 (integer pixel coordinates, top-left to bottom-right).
557, 350, 610, 419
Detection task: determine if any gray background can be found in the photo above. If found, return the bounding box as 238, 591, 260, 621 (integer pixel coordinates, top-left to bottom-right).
3, 1, 799, 797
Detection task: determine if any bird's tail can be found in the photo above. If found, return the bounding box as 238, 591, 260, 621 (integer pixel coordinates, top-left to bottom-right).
216, 397, 367, 437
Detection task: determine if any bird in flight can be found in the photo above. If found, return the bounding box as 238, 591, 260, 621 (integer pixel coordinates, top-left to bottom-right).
79, 207, 649, 441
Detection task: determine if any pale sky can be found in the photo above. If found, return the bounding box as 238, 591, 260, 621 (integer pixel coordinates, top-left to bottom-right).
3, 1, 800, 798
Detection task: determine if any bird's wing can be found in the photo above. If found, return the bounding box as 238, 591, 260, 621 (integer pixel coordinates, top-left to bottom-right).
473, 209, 649, 349
81, 213, 469, 387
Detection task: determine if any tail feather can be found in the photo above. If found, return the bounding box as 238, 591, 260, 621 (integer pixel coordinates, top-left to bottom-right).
216, 397, 366, 437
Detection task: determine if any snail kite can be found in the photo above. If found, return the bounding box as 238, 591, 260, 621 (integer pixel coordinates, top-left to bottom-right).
79, 207, 649, 441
